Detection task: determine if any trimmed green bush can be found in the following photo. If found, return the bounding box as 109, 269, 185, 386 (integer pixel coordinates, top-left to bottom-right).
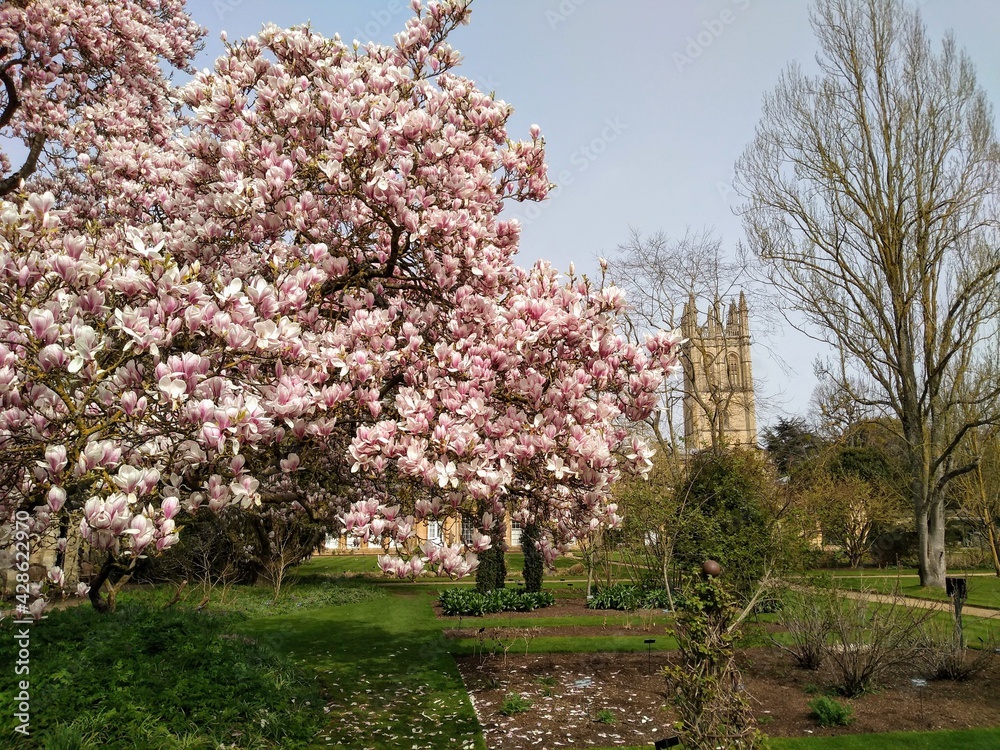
475, 535, 507, 592
522, 522, 544, 592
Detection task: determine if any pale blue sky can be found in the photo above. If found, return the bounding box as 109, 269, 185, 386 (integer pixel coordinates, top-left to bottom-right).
185, 0, 1000, 429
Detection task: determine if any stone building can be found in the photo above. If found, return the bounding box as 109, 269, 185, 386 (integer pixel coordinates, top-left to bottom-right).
680, 292, 757, 449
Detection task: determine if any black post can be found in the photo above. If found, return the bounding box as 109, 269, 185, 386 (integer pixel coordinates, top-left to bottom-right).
946, 577, 967, 648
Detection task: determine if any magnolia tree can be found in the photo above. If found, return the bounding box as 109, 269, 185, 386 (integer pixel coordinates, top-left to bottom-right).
0, 194, 284, 612
158, 2, 681, 577
0, 0, 203, 204
0, 0, 682, 612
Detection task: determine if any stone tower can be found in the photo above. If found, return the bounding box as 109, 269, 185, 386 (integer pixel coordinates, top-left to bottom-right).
680, 292, 757, 449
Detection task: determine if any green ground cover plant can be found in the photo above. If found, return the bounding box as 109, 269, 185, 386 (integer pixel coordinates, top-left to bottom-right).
808, 695, 853, 727
594, 708, 617, 724
586, 583, 671, 611
0, 600, 325, 749
498, 693, 532, 716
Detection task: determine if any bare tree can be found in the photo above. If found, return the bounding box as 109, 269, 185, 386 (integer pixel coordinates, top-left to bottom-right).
952, 424, 1000, 576
735, 0, 1000, 588
608, 228, 778, 457
808, 366, 878, 441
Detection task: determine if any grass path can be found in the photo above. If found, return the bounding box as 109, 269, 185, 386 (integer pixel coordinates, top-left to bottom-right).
234, 584, 485, 750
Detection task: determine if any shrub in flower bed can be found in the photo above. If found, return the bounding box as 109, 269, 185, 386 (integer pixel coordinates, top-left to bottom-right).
438, 588, 555, 616
587, 583, 671, 611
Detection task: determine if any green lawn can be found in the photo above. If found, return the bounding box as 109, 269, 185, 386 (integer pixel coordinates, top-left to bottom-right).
301, 551, 588, 581
448, 612, 669, 628
586, 727, 1000, 749
449, 632, 679, 655
827, 571, 1000, 609
297, 553, 384, 575
768, 727, 1000, 749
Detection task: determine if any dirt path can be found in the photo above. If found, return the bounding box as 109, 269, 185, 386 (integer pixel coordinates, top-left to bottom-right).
805, 586, 1000, 619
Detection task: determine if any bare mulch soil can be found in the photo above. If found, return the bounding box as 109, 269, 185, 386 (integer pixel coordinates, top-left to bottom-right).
457, 647, 1000, 749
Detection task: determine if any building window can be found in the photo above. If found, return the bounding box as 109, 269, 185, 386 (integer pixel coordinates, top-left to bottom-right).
510, 521, 522, 547
727, 353, 741, 389
461, 515, 475, 545
427, 519, 443, 547
346, 534, 361, 549
323, 534, 340, 550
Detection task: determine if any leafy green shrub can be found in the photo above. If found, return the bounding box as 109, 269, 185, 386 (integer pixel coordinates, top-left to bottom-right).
641, 588, 672, 609
671, 449, 785, 597
595, 709, 617, 724
498, 693, 532, 716
437, 588, 554, 616
587, 583, 642, 610
808, 695, 853, 727
663, 576, 762, 749
587, 584, 671, 610
0, 601, 324, 748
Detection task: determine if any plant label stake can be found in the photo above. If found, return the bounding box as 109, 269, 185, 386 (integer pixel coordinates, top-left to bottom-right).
911, 677, 927, 725
644, 639, 656, 673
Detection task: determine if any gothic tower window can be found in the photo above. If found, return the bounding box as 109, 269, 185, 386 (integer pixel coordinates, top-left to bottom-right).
727, 353, 741, 389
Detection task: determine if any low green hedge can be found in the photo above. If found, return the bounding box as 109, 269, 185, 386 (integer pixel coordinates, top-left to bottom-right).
438, 587, 556, 616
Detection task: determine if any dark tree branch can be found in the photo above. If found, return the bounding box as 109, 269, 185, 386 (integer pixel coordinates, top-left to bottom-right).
0, 131, 45, 197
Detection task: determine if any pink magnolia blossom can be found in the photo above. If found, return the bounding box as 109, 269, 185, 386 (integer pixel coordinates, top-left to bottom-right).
28, 597, 46, 622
